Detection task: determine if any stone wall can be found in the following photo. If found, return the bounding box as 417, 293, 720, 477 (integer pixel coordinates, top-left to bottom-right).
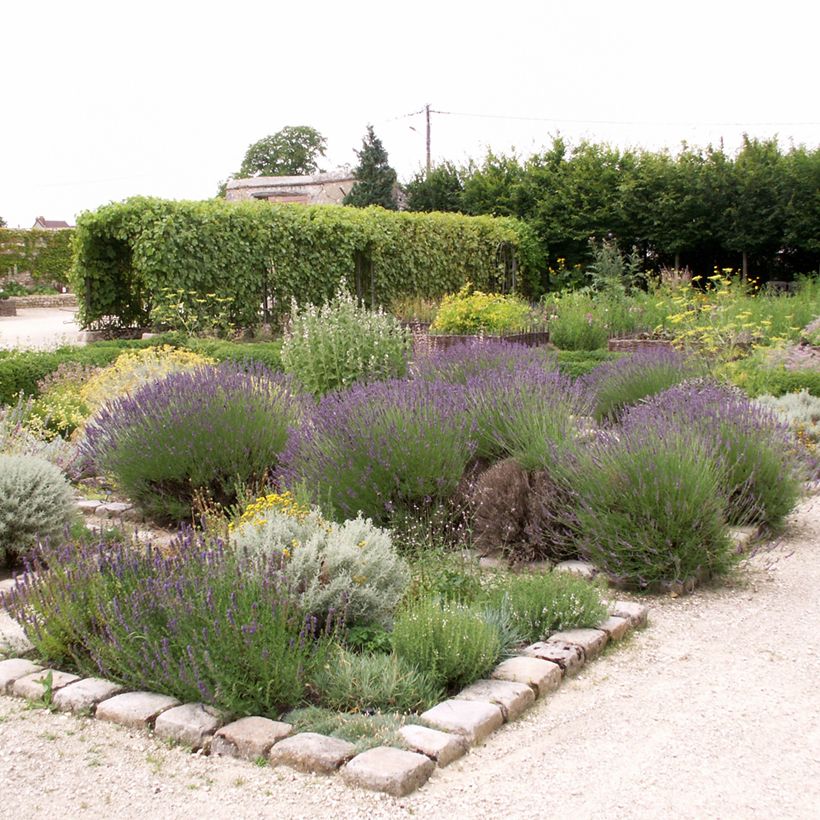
225, 170, 356, 205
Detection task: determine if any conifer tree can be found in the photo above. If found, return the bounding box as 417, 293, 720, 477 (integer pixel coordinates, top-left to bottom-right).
344, 126, 398, 209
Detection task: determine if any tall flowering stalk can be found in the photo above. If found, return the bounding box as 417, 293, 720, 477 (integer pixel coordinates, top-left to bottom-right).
279, 378, 474, 523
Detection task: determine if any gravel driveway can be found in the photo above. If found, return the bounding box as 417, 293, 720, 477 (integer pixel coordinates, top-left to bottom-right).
1, 495, 818, 819
0, 307, 82, 350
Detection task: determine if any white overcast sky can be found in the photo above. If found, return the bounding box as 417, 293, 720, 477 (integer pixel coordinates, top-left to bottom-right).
2, 0, 818, 227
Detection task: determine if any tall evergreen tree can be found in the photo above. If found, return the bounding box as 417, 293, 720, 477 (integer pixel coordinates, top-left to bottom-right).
344, 126, 398, 209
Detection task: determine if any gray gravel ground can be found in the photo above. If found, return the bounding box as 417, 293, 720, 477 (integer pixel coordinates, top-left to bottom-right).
1, 495, 818, 819
0, 307, 82, 350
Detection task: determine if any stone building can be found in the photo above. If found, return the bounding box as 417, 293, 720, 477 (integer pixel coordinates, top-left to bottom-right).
225, 170, 356, 205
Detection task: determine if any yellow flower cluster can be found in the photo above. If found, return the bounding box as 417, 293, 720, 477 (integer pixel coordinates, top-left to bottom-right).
80, 346, 215, 412
230, 491, 311, 531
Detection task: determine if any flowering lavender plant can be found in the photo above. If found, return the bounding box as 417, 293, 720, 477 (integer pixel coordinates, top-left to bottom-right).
465, 365, 589, 470
412, 339, 556, 384
582, 346, 702, 422
571, 420, 732, 588
81, 364, 303, 523
6, 533, 338, 716
279, 378, 475, 523
622, 382, 804, 527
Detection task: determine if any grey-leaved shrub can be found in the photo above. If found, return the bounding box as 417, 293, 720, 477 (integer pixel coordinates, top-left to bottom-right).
0, 454, 76, 566
232, 505, 410, 628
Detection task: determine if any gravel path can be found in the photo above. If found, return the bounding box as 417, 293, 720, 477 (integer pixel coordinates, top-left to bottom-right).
0, 307, 82, 350
1, 496, 818, 819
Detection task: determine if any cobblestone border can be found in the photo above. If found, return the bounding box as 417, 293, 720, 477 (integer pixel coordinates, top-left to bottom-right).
0, 582, 648, 797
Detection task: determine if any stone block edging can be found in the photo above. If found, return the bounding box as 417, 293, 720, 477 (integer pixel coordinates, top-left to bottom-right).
0, 598, 648, 797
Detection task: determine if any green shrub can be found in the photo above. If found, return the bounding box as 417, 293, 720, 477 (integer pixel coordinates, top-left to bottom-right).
543, 291, 645, 350
285, 707, 410, 754
431, 285, 534, 334
309, 647, 443, 713
572, 424, 732, 588
720, 352, 820, 397
392, 598, 502, 691
281, 287, 411, 395
0, 455, 76, 566
232, 496, 410, 629
556, 349, 622, 378
485, 572, 607, 643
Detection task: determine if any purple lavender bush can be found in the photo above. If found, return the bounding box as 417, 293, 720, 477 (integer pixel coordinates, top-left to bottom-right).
81, 364, 303, 524
582, 346, 703, 422
279, 378, 475, 523
622, 382, 804, 528
466, 365, 588, 469
5, 533, 338, 716
412, 340, 556, 384
571, 419, 732, 588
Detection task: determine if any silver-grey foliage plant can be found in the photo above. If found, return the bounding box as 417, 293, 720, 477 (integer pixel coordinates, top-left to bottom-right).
0, 454, 76, 566
232, 508, 410, 628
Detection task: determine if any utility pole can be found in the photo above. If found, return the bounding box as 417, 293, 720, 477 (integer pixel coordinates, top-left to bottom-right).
425, 103, 431, 176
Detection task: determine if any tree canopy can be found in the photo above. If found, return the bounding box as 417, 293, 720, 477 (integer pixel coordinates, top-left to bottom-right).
238, 126, 327, 177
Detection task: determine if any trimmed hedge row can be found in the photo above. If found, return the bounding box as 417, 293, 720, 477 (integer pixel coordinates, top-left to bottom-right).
0, 228, 73, 287
70, 198, 543, 329
0, 337, 283, 404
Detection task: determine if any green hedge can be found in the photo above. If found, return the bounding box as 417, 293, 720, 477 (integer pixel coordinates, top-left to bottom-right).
0, 228, 73, 287
556, 349, 623, 378
70, 198, 543, 329
0, 338, 283, 405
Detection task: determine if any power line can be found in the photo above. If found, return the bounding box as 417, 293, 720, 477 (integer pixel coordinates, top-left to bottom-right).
384, 106, 820, 128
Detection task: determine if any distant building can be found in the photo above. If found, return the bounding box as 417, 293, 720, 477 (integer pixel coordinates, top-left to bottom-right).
225, 170, 356, 205
32, 216, 72, 230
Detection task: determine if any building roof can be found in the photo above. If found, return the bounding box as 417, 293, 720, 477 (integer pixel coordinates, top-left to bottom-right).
226, 169, 355, 192
32, 216, 72, 229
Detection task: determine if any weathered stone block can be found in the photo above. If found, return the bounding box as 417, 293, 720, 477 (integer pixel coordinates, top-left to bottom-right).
491, 655, 562, 697
76, 499, 102, 516
548, 628, 609, 661
341, 746, 434, 796
52, 677, 125, 713
610, 599, 649, 628
553, 560, 597, 580
97, 502, 133, 519
596, 615, 630, 641
0, 658, 43, 693
95, 691, 180, 730
0, 612, 33, 655
729, 526, 758, 554
12, 669, 80, 700
212, 716, 293, 761
269, 732, 356, 774
154, 702, 224, 750
455, 678, 535, 721
522, 641, 585, 676
399, 724, 467, 768
420, 699, 504, 745
0, 577, 18, 598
